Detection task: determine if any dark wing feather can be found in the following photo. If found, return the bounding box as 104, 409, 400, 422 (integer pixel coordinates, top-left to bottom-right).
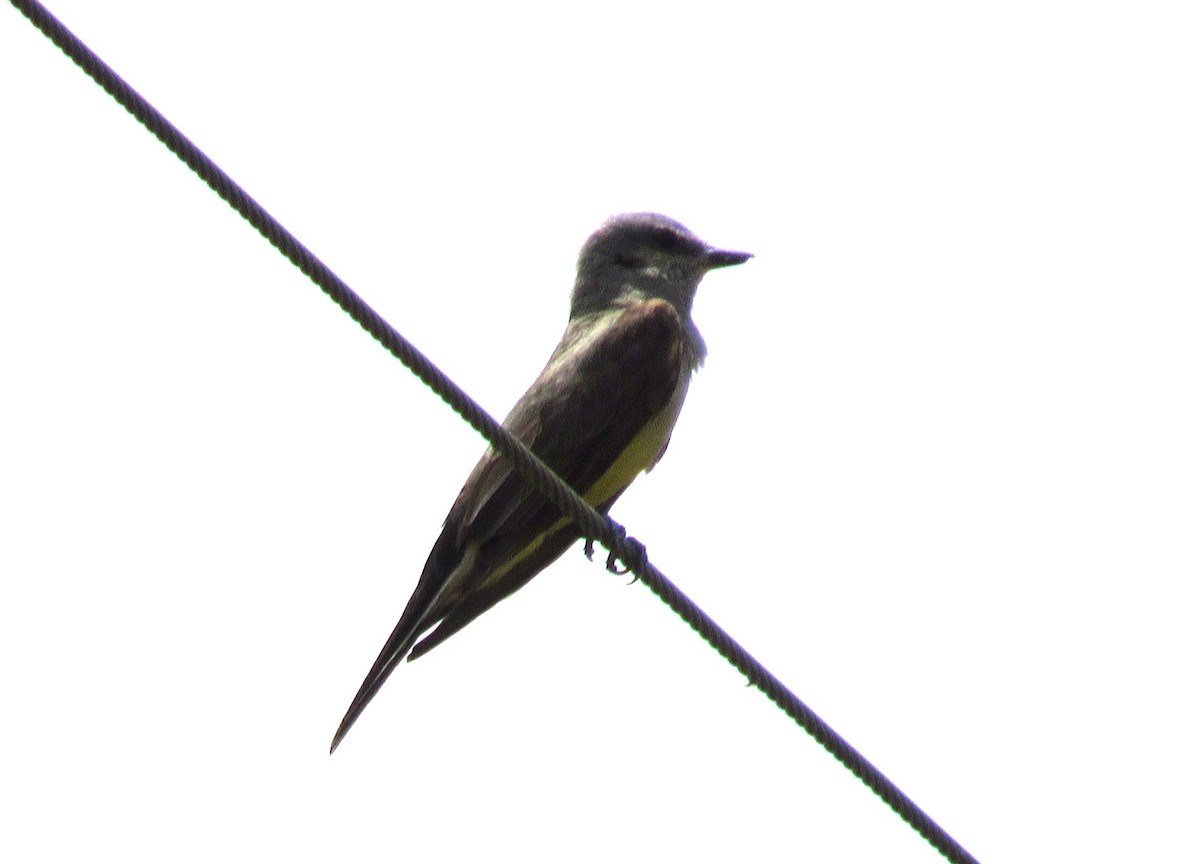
406, 519, 581, 661
330, 300, 683, 751
453, 298, 684, 561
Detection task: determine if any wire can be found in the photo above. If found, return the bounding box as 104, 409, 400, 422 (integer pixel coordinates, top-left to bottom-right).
9, 2, 980, 862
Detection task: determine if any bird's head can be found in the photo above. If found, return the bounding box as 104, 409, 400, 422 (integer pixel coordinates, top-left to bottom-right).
570, 213, 751, 319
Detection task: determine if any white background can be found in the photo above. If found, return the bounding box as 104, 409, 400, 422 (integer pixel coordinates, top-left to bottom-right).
3, 2, 1198, 861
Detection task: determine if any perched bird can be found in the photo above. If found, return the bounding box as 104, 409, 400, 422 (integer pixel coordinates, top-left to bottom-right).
331, 212, 751, 751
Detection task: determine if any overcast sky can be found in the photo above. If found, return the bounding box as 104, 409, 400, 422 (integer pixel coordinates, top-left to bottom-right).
3, 2, 1198, 862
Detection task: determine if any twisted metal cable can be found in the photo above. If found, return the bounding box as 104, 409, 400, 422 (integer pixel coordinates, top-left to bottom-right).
10, 3, 979, 862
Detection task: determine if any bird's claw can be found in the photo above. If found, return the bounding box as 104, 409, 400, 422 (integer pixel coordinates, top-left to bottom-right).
606, 548, 630, 575
583, 533, 647, 582
610, 535, 647, 582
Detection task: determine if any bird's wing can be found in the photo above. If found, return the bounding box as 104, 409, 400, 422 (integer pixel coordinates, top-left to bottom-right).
454, 298, 685, 557
330, 299, 684, 750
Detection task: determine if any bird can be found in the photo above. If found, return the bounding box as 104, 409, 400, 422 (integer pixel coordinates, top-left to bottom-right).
331, 212, 751, 751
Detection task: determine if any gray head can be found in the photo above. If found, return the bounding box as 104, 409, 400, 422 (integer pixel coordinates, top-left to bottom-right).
570, 213, 752, 321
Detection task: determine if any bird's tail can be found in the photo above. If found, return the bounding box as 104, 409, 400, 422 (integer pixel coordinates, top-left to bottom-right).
329, 535, 465, 752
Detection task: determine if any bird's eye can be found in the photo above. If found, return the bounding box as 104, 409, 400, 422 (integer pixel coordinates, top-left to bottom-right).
614, 253, 646, 269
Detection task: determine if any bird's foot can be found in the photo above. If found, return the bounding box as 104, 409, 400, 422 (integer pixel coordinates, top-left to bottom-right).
606, 549, 629, 574
608, 535, 647, 582
583, 533, 647, 582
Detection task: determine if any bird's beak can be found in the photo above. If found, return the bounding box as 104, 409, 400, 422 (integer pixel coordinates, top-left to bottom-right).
704, 247, 753, 269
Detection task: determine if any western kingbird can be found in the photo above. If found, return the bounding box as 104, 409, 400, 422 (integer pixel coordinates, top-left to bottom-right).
331, 212, 751, 751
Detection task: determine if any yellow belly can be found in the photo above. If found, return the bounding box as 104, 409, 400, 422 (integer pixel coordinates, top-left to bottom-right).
484, 376, 690, 584
582, 381, 688, 506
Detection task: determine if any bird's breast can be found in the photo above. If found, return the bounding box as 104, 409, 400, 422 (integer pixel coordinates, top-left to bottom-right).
582, 373, 691, 507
